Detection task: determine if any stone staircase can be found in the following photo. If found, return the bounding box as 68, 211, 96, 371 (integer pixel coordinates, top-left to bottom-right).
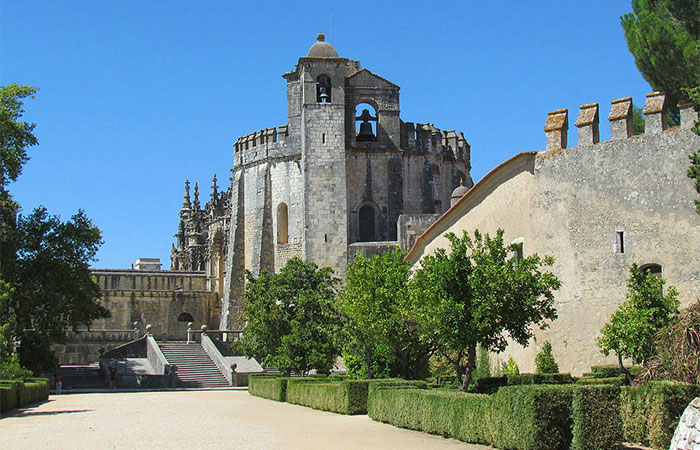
57, 364, 108, 390
158, 342, 229, 388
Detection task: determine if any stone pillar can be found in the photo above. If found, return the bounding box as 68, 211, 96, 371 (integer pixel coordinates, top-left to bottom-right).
608, 97, 633, 140
643, 91, 668, 134
575, 103, 600, 146
544, 109, 568, 151
680, 100, 699, 131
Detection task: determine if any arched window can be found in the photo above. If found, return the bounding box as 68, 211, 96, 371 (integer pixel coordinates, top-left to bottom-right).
178, 312, 194, 323
640, 263, 663, 278
277, 203, 288, 244
316, 75, 331, 103
355, 102, 377, 142
358, 204, 376, 242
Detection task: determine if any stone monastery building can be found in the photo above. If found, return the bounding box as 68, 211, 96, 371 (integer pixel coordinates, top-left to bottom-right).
169, 34, 471, 331
63, 36, 699, 377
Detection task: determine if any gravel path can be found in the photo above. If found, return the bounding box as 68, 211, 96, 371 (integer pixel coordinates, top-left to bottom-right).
0, 390, 493, 449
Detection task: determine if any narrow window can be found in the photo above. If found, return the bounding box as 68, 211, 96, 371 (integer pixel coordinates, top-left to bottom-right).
324, 234, 328, 243
616, 231, 625, 254
322, 133, 326, 144
277, 203, 288, 244
640, 263, 662, 278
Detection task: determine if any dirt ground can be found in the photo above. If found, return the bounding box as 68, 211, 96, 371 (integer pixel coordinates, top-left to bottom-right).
0, 390, 493, 449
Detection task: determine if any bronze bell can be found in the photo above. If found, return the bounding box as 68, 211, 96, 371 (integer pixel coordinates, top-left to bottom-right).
357, 121, 375, 141
319, 86, 329, 102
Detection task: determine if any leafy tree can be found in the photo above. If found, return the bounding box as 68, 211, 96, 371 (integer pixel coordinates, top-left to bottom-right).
411, 229, 560, 391
621, 0, 700, 117
0, 84, 109, 374
0, 84, 38, 194
237, 257, 341, 376
598, 264, 679, 384
535, 340, 559, 374
1, 207, 109, 373
340, 248, 431, 379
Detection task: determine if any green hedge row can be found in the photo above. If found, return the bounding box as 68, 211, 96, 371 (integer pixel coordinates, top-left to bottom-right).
571, 385, 621, 450
621, 381, 700, 449
575, 376, 625, 386
286, 379, 369, 414
0, 378, 49, 413
248, 375, 288, 402
369, 383, 625, 450
472, 373, 574, 394
249, 376, 426, 415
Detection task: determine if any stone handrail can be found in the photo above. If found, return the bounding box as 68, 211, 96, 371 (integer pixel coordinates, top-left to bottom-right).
201, 333, 233, 385
146, 334, 173, 381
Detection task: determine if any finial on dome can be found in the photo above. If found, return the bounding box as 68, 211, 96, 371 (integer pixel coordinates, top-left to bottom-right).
183, 180, 191, 209
307, 33, 339, 58
317, 33, 325, 41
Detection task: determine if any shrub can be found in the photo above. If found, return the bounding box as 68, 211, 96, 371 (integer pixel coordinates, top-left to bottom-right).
502, 356, 519, 374
285, 379, 369, 414
535, 341, 559, 374
506, 373, 574, 386
248, 375, 288, 402
571, 385, 622, 450
0, 385, 17, 412
472, 376, 508, 394
589, 365, 640, 379
621, 381, 700, 448
575, 376, 625, 386
487, 385, 575, 450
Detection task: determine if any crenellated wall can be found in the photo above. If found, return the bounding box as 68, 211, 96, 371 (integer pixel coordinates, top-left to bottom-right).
406, 92, 700, 375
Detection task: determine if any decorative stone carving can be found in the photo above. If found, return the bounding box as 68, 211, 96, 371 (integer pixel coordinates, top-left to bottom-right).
670, 397, 700, 450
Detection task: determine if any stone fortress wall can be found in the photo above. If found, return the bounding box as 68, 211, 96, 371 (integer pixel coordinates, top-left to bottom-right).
406, 92, 700, 375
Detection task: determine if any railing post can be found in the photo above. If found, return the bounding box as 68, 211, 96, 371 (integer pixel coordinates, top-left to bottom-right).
186, 322, 193, 343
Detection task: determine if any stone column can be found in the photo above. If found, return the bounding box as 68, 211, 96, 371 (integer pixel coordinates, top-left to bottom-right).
544, 109, 568, 151
680, 100, 699, 131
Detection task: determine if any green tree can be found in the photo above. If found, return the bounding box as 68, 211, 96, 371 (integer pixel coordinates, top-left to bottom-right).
0, 84, 38, 194
411, 229, 560, 391
535, 340, 559, 374
621, 0, 700, 117
685, 87, 700, 213
598, 264, 679, 384
0, 84, 109, 374
340, 248, 431, 379
237, 257, 341, 376
2, 207, 109, 373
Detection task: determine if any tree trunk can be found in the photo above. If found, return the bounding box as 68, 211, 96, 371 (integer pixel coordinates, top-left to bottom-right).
458, 345, 477, 392
618, 353, 634, 385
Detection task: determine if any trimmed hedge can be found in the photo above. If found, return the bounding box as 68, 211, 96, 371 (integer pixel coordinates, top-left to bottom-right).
0, 378, 49, 414
621, 381, 700, 448
369, 383, 577, 450
286, 379, 369, 414
472, 373, 574, 394
571, 385, 622, 450
248, 375, 288, 402
1, 385, 18, 412
488, 385, 575, 450
575, 376, 625, 386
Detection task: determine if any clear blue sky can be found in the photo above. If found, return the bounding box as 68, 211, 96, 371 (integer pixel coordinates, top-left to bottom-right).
1, 1, 651, 269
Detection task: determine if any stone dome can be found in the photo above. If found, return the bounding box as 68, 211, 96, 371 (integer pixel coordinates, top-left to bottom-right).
450, 180, 470, 207
307, 33, 339, 58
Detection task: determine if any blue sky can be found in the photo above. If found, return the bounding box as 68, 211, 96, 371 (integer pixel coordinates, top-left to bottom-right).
1, 1, 651, 269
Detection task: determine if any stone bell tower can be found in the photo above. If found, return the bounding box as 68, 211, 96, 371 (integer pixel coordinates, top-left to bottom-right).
283, 34, 360, 275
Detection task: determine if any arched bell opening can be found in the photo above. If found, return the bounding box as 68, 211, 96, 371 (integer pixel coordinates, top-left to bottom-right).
316, 74, 332, 103
355, 102, 377, 142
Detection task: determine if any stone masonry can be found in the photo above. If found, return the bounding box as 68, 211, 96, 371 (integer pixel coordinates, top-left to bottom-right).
171, 34, 472, 330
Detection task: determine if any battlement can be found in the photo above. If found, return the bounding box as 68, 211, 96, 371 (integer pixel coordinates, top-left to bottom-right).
543, 92, 699, 151
401, 121, 470, 162
232, 124, 300, 167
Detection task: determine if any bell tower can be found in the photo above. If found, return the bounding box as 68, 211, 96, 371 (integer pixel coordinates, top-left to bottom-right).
282, 34, 359, 276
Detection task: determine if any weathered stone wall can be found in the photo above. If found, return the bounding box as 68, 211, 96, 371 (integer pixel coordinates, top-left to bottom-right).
407, 97, 700, 375
53, 330, 140, 365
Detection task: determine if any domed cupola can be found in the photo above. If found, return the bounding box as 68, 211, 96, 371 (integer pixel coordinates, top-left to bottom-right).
450, 179, 470, 207
307, 33, 339, 58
